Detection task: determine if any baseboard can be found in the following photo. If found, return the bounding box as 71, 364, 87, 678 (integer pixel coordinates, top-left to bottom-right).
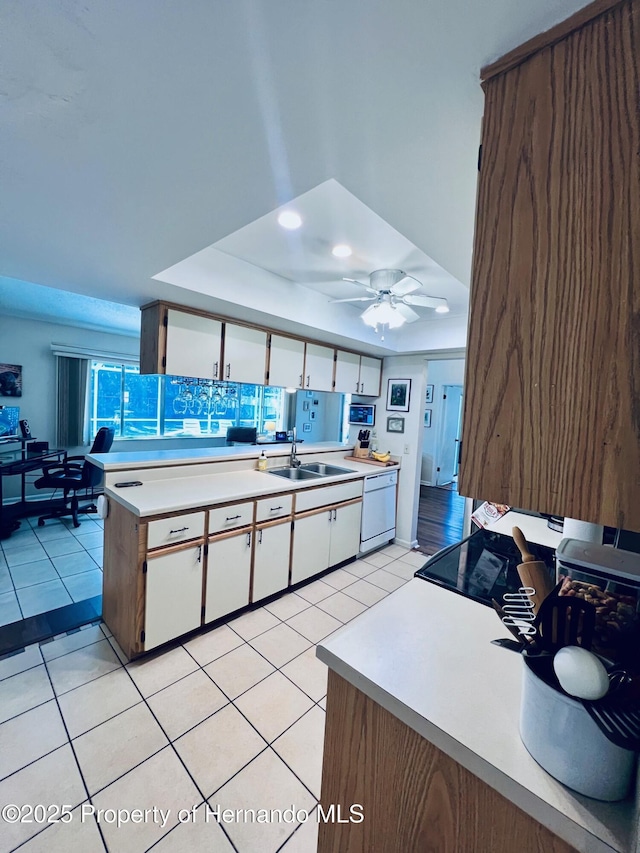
394, 537, 418, 550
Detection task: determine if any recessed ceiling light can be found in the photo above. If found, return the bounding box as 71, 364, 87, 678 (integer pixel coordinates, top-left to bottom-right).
435, 304, 450, 314
332, 244, 352, 258
277, 210, 302, 230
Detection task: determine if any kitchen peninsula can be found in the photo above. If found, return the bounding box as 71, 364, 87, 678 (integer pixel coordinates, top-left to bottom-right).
90, 443, 399, 659
316, 580, 639, 853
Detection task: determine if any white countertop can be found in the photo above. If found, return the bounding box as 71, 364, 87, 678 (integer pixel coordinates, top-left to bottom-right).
317, 579, 637, 853
104, 454, 399, 517
89, 441, 352, 471
486, 509, 564, 550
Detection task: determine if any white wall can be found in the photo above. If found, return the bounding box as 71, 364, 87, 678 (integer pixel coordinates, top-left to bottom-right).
421, 358, 465, 485
350, 355, 428, 549
294, 390, 343, 444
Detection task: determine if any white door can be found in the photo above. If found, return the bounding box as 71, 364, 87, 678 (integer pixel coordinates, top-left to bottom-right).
144, 543, 203, 650
205, 530, 252, 622
252, 521, 291, 601
291, 511, 331, 584
268, 335, 305, 389
334, 350, 360, 394
223, 323, 268, 385
303, 343, 335, 392
165, 310, 222, 379
436, 385, 464, 486
329, 502, 362, 567
358, 356, 382, 397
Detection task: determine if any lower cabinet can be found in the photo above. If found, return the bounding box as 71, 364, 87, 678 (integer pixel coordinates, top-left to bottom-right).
205, 529, 252, 622
291, 499, 362, 585
144, 542, 204, 651
252, 519, 292, 602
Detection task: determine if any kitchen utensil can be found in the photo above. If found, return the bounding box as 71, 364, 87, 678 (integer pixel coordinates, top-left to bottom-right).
553, 646, 609, 700
581, 688, 640, 751
491, 598, 532, 644
501, 587, 537, 636
512, 526, 554, 614
534, 587, 596, 653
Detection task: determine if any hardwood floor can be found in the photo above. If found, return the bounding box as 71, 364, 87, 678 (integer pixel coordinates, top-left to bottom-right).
417, 482, 466, 556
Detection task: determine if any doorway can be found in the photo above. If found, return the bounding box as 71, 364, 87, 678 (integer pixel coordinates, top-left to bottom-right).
435, 385, 463, 486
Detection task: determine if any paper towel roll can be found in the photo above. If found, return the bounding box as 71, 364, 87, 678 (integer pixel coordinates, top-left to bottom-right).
562, 518, 604, 543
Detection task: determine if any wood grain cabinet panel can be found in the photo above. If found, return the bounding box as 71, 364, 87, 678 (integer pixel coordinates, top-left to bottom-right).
459, 0, 640, 531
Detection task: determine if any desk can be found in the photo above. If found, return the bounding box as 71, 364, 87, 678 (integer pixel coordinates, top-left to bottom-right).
0, 442, 66, 537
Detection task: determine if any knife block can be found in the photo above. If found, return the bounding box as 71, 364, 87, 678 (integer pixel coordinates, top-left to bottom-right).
353, 443, 370, 459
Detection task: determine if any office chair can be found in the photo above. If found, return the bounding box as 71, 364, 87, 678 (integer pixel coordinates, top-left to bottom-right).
225, 427, 257, 445
34, 427, 115, 527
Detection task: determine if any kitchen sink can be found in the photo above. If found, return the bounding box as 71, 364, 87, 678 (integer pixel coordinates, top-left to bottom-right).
299, 462, 354, 476
268, 467, 323, 480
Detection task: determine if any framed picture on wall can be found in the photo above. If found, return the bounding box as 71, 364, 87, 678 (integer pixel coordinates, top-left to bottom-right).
309, 410, 316, 421
302, 400, 310, 411
425, 384, 434, 404
387, 416, 405, 433
424, 409, 432, 428
0, 363, 22, 397
302, 422, 312, 433
386, 379, 411, 412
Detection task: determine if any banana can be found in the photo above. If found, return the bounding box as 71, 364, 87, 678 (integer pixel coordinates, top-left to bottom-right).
372, 450, 391, 462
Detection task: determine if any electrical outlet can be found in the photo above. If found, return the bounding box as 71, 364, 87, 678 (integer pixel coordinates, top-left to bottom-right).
371, 429, 377, 438
404, 443, 410, 455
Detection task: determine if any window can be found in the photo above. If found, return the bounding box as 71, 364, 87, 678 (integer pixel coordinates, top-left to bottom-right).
88, 362, 288, 439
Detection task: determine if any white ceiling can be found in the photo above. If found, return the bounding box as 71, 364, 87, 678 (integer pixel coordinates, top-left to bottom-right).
0, 0, 590, 355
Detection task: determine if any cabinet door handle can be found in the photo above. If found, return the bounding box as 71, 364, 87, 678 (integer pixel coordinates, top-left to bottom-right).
197, 545, 202, 563
328, 510, 332, 523
226, 515, 241, 521
259, 530, 263, 544
333, 508, 337, 521
269, 506, 283, 512
169, 526, 189, 534
246, 532, 252, 546
299, 374, 303, 388
213, 361, 219, 378
306, 374, 310, 388
360, 382, 364, 394
226, 363, 231, 379
356, 381, 360, 392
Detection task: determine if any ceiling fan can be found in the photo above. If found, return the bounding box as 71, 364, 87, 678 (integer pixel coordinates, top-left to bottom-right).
329, 269, 449, 335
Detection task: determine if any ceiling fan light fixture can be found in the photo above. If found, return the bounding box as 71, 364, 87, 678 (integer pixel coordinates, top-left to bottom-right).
332, 244, 352, 258
361, 301, 406, 329
277, 210, 302, 230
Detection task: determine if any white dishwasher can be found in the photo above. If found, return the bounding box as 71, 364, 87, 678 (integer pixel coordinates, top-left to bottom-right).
360, 469, 398, 554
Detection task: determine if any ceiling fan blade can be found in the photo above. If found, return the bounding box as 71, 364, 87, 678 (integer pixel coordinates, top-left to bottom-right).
343, 277, 378, 295
402, 294, 448, 309
329, 296, 376, 303
394, 303, 420, 322
391, 275, 421, 297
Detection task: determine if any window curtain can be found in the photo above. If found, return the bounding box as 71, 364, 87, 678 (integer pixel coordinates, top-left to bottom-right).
56, 356, 89, 446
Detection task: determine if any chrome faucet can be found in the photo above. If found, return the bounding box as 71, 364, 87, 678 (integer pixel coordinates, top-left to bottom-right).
290, 428, 301, 468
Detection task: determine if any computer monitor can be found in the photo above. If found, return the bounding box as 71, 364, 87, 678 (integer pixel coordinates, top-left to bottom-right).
348, 404, 375, 426
0, 406, 19, 438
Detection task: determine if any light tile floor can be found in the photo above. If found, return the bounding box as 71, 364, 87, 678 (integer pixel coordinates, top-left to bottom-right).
0, 515, 104, 626
0, 544, 423, 853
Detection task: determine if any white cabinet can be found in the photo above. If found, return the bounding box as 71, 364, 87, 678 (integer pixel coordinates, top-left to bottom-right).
205, 530, 252, 622
144, 543, 204, 651
291, 499, 362, 585
165, 309, 222, 379
334, 351, 381, 396
291, 510, 332, 585
295, 480, 363, 514
329, 502, 362, 566
268, 335, 305, 389
252, 520, 292, 601
303, 343, 335, 392
255, 494, 293, 523
147, 511, 205, 550
208, 501, 254, 535
358, 356, 382, 397
223, 323, 268, 385
334, 351, 361, 394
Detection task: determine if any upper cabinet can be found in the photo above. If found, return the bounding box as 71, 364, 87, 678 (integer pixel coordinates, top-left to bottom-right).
303, 343, 334, 393
222, 323, 267, 385
140, 301, 383, 398
458, 0, 640, 531
334, 351, 381, 397
267, 335, 306, 390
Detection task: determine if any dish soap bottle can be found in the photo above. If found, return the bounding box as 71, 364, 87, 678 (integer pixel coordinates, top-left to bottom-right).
257, 451, 268, 471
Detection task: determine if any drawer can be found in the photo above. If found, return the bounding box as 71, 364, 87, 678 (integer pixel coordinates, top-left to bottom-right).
208, 501, 254, 534
295, 480, 363, 514
255, 494, 293, 523
147, 511, 205, 550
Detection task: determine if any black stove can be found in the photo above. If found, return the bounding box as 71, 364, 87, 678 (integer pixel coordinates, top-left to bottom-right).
414, 527, 556, 607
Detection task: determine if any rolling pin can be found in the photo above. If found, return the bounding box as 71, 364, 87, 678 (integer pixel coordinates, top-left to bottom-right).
512, 526, 555, 614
